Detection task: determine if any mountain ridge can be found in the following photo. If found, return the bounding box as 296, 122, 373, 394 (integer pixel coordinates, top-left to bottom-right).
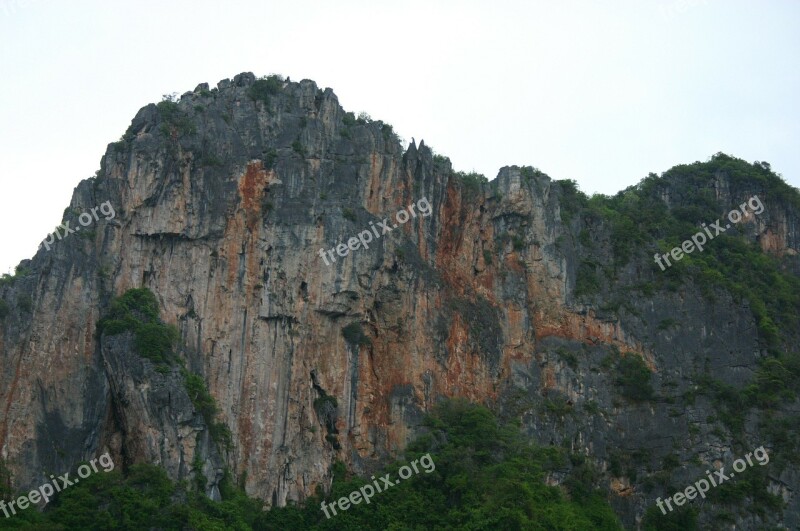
0, 71, 798, 529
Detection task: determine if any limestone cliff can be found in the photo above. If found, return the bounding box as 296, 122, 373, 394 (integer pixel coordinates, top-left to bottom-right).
1, 72, 798, 529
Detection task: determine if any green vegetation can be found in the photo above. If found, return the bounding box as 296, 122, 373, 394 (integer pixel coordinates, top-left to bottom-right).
695, 351, 800, 441
341, 207, 356, 222
261, 399, 622, 529
657, 318, 678, 331
313, 392, 339, 447
555, 346, 579, 369
96, 288, 231, 449
0, 464, 263, 530
560, 154, 800, 350
341, 322, 370, 346
291, 139, 305, 156
642, 505, 699, 530
0, 400, 623, 529
381, 122, 394, 143
16, 295, 32, 313
0, 458, 12, 502
112, 126, 136, 153
556, 179, 587, 224
616, 354, 654, 401
495, 231, 527, 254
184, 370, 232, 450
584, 400, 601, 415
433, 153, 450, 166
342, 111, 356, 127
313, 394, 338, 416
603, 352, 654, 402
97, 288, 178, 365
445, 296, 503, 367
575, 260, 602, 297
156, 98, 196, 137
201, 153, 223, 167
264, 148, 278, 169
0, 299, 8, 320
247, 74, 284, 106
454, 170, 488, 196
706, 465, 782, 511
0, 265, 31, 287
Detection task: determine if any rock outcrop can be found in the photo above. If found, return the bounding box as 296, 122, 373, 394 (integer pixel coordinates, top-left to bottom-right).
0, 72, 798, 529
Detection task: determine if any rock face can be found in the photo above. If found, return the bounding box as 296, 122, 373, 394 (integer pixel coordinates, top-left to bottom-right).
0, 72, 798, 529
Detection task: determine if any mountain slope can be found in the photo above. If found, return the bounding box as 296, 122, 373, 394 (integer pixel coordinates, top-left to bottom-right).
0, 72, 798, 529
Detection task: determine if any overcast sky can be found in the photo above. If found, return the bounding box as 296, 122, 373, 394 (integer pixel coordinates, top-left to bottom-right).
1, 0, 798, 274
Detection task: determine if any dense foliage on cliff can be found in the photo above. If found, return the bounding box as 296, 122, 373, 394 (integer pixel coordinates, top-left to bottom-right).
555, 154, 800, 526
0, 400, 621, 530
96, 287, 179, 365
561, 152, 800, 350
260, 399, 623, 530
561, 154, 800, 461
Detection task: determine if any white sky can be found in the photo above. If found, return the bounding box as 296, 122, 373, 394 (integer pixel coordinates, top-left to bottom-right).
1, 0, 798, 274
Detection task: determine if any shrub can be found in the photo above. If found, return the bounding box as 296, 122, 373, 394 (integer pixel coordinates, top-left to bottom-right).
555, 347, 578, 369
313, 394, 338, 413
325, 433, 341, 449
433, 154, 450, 166
156, 99, 196, 137
381, 123, 395, 142
247, 74, 284, 105
0, 457, 12, 501
134, 322, 179, 365
32, 463, 262, 528
183, 370, 232, 450
0, 299, 9, 320
657, 318, 678, 331
314, 393, 339, 436
556, 179, 588, 224
642, 505, 698, 530
575, 261, 601, 297
264, 148, 278, 169
184, 371, 219, 420
97, 288, 177, 365
615, 354, 654, 401
342, 208, 356, 222
16, 398, 622, 529
200, 153, 223, 167
455, 171, 488, 195
342, 322, 370, 346
17, 294, 32, 313
291, 140, 305, 156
